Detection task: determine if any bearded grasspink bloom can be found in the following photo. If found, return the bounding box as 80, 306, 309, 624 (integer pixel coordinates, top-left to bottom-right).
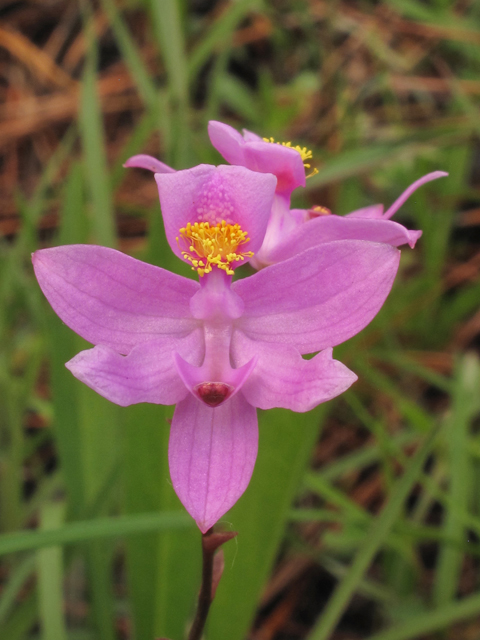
207, 120, 449, 267
33, 164, 401, 533
125, 120, 447, 269
256, 170, 448, 267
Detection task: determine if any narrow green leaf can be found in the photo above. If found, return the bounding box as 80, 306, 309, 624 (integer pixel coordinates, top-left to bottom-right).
0, 511, 192, 556
37, 502, 67, 640
0, 591, 38, 640
148, 0, 190, 167
367, 590, 480, 640
188, 0, 261, 81
0, 555, 36, 625
433, 355, 480, 605
307, 425, 439, 640
101, 0, 158, 108
79, 14, 116, 248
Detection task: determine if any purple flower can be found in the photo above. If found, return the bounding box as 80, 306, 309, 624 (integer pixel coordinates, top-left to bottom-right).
261, 170, 448, 267
207, 120, 448, 267
33, 164, 400, 532
127, 122, 447, 269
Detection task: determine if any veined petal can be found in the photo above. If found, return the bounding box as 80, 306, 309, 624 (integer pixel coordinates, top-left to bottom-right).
123, 154, 175, 174
32, 245, 199, 354
232, 334, 357, 411
66, 331, 204, 406
169, 393, 258, 533
208, 121, 248, 166
208, 121, 305, 194
155, 164, 277, 260
252, 194, 298, 268
242, 128, 262, 142
345, 204, 384, 219
233, 240, 400, 354
243, 141, 306, 193
265, 214, 422, 265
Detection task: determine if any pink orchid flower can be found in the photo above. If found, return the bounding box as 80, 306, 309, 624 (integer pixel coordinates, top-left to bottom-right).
126, 122, 447, 269
207, 120, 448, 267
262, 170, 448, 267
33, 164, 400, 533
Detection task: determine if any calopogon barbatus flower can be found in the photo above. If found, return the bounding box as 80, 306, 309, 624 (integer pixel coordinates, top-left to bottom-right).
127, 123, 447, 269
125, 122, 312, 271
32, 164, 401, 533
207, 121, 449, 268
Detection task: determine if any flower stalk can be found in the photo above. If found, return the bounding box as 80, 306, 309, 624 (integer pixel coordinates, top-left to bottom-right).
188, 528, 237, 640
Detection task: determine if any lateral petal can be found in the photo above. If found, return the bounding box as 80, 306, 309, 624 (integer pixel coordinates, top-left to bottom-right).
208, 121, 248, 166
232, 334, 357, 411
123, 154, 175, 174
233, 240, 400, 354
32, 244, 199, 354
169, 393, 258, 533
346, 204, 384, 219
243, 141, 306, 193
66, 330, 204, 406
208, 120, 305, 193
265, 214, 421, 265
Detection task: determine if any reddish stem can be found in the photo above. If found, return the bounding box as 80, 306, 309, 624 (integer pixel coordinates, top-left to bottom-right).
187, 528, 237, 640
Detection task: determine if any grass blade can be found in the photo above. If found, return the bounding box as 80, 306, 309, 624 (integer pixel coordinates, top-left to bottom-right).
37, 502, 67, 640
307, 425, 440, 640
433, 354, 480, 605
0, 511, 192, 556
367, 590, 480, 640
79, 12, 116, 248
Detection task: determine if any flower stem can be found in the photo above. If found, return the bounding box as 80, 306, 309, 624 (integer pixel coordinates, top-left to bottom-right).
188, 527, 237, 640
188, 528, 215, 640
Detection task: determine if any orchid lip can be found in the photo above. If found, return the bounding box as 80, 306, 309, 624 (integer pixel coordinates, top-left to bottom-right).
194, 382, 234, 407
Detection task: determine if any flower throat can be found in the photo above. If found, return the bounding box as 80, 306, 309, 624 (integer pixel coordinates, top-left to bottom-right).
177, 220, 253, 276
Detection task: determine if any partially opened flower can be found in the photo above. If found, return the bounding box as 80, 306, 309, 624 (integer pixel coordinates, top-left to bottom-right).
260, 170, 448, 267
125, 121, 315, 269
207, 121, 448, 268
33, 164, 400, 533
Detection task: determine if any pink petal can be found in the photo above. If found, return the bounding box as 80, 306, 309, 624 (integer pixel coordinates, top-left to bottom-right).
65, 331, 204, 406
265, 214, 422, 265
209, 120, 306, 194
242, 128, 262, 142
169, 393, 258, 533
346, 204, 384, 219
383, 171, 448, 219
32, 245, 199, 354
233, 240, 400, 354
243, 140, 306, 193
252, 194, 298, 268
123, 154, 175, 174
65, 329, 203, 407
155, 165, 277, 260
208, 121, 248, 166
232, 334, 357, 411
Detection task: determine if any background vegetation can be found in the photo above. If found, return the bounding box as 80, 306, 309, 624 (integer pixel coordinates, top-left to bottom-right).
1, 0, 480, 638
